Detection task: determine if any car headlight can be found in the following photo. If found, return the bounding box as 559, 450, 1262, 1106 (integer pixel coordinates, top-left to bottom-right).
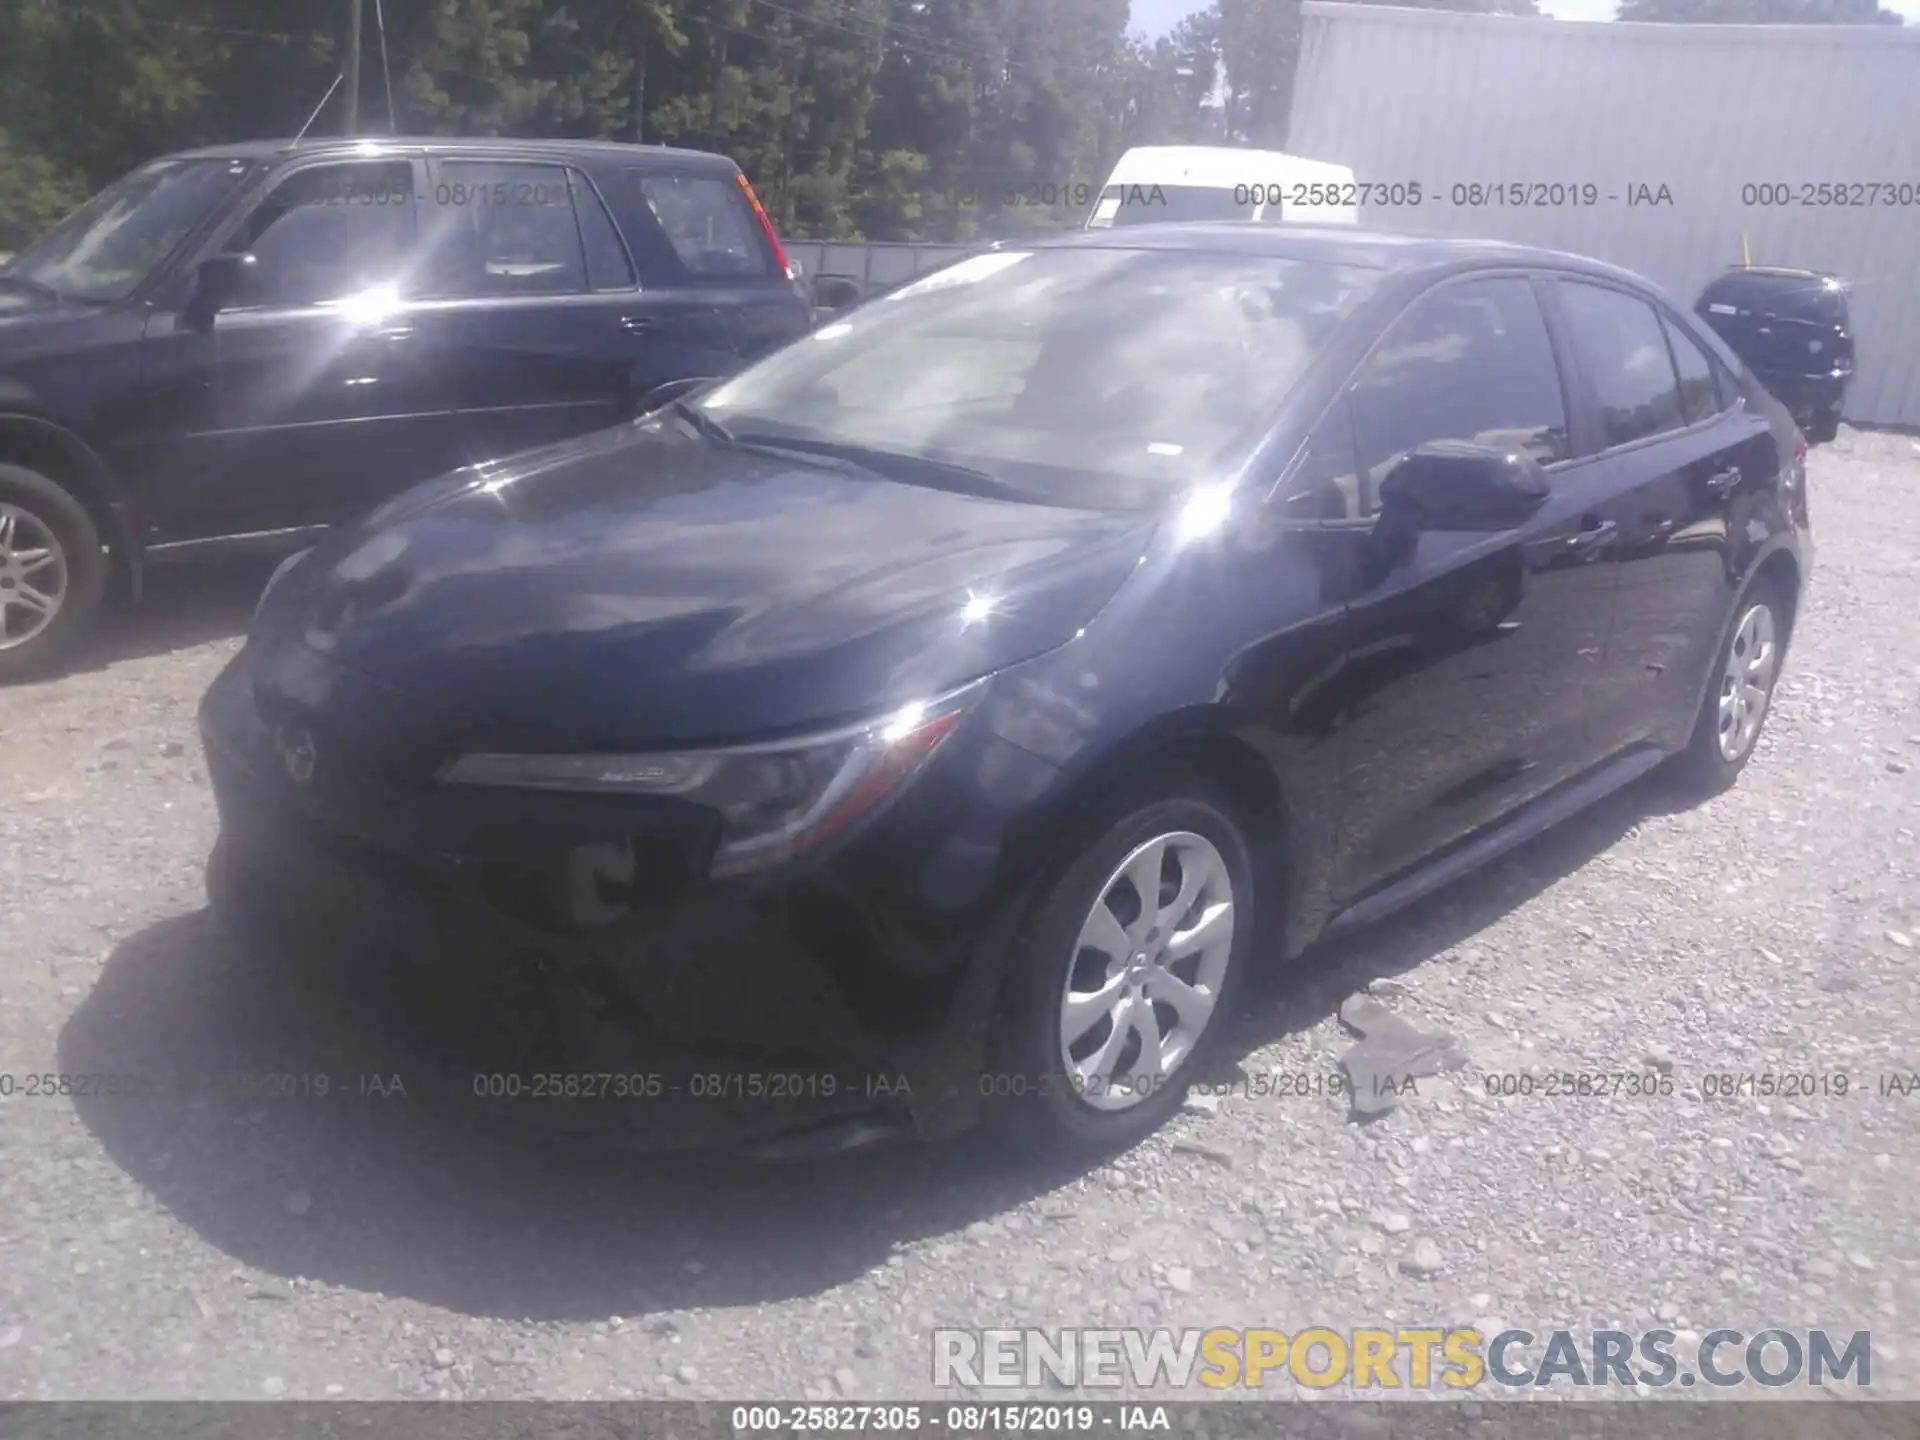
255, 547, 311, 617
436, 681, 982, 877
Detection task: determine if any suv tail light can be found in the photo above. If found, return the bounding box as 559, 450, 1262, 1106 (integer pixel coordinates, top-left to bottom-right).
735, 172, 799, 283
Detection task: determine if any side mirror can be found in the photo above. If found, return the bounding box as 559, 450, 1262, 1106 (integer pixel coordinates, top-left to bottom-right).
810, 276, 863, 321
1377, 440, 1550, 532
186, 252, 257, 327
632, 375, 719, 417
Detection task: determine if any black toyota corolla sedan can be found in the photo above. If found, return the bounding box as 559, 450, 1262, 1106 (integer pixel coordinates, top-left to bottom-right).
199, 225, 1811, 1156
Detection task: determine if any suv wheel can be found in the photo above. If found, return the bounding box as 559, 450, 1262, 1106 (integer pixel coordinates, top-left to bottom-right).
1666, 575, 1787, 796
988, 774, 1255, 1153
0, 463, 108, 682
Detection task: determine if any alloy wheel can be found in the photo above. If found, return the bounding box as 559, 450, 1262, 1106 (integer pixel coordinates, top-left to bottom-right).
0, 502, 67, 651
1058, 830, 1235, 1112
1715, 599, 1778, 763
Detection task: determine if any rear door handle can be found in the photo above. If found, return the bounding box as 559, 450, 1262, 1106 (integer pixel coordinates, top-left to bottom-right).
1565, 518, 1618, 553
619, 315, 659, 336
1705, 467, 1742, 495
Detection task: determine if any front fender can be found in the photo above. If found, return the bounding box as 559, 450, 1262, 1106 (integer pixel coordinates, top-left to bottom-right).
0, 408, 145, 599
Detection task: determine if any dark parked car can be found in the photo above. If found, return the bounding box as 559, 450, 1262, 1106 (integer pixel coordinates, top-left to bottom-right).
1695, 265, 1853, 445
0, 136, 810, 678
199, 226, 1810, 1156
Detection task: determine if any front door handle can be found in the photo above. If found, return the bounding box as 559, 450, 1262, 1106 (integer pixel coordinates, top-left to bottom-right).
619, 315, 659, 336
1565, 518, 1618, 553
1705, 466, 1742, 495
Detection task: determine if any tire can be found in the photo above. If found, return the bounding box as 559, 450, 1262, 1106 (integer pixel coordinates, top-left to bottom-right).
0, 463, 109, 682
1806, 409, 1840, 445
986, 773, 1257, 1154
1664, 574, 1788, 797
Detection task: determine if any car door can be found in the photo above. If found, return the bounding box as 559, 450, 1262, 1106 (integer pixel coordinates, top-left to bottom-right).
1547, 279, 1779, 759
402, 155, 689, 466
136, 156, 451, 539
1320, 272, 1624, 904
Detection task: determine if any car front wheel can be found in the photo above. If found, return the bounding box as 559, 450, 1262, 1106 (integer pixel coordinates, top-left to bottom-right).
989, 776, 1256, 1152
0, 463, 108, 682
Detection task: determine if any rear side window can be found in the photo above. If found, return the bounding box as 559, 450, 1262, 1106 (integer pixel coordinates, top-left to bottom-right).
421, 161, 590, 297
610, 171, 776, 283
1557, 281, 1686, 449
1664, 315, 1723, 425
1349, 275, 1570, 507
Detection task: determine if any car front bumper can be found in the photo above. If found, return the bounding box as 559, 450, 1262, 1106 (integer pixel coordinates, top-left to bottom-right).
196, 649, 1018, 1155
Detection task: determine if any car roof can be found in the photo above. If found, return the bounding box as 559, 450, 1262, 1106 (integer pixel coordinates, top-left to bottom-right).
158, 136, 740, 170
1704, 264, 1843, 287
1019, 222, 1656, 284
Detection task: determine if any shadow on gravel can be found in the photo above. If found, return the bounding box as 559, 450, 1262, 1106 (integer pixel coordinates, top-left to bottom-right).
54, 556, 276, 676
1213, 768, 1691, 1072
60, 767, 1689, 1323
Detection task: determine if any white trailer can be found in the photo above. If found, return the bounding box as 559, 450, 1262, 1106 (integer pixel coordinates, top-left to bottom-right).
1286, 1, 1920, 426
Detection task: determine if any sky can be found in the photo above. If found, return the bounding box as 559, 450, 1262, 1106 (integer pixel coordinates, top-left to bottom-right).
1130, 0, 1920, 30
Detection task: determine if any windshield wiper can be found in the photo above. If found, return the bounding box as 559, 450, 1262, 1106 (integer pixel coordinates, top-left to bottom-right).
725, 433, 1031, 502
668, 398, 736, 447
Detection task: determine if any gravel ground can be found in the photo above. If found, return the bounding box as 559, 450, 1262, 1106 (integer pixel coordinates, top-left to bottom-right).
1, 430, 1917, 1405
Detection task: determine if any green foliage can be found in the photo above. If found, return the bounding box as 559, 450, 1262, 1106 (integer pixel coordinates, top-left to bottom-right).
1, 0, 1891, 250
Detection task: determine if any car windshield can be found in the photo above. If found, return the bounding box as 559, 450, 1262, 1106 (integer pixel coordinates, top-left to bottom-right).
696, 247, 1380, 510
1, 157, 255, 303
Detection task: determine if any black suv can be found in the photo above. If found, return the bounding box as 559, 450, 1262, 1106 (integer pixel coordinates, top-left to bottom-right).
0, 137, 812, 678
1695, 266, 1853, 446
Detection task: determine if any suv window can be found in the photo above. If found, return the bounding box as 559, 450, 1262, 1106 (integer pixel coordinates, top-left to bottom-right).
1349, 275, 1569, 509
620, 171, 775, 281
1557, 281, 1686, 449
1664, 315, 1722, 426
223, 161, 416, 307
422, 162, 588, 297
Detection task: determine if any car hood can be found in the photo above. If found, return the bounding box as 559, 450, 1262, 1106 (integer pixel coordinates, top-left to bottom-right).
255, 418, 1157, 753
0, 288, 99, 334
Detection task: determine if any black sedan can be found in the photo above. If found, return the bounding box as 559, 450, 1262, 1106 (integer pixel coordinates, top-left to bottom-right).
198, 225, 1811, 1155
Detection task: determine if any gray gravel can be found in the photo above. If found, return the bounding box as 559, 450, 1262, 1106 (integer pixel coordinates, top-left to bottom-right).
2, 431, 1917, 1402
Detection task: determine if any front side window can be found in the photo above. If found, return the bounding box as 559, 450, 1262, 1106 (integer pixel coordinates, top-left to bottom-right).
1277, 399, 1367, 521
2, 158, 254, 303
223, 161, 416, 308
1556, 281, 1686, 450
697, 248, 1382, 510
1349, 275, 1569, 508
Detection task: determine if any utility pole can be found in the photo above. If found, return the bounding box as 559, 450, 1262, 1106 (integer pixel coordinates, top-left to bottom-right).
344, 0, 362, 136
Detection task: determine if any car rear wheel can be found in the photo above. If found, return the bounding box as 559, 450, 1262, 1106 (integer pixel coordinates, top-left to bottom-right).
1666, 575, 1787, 796
988, 775, 1255, 1153
0, 464, 108, 683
